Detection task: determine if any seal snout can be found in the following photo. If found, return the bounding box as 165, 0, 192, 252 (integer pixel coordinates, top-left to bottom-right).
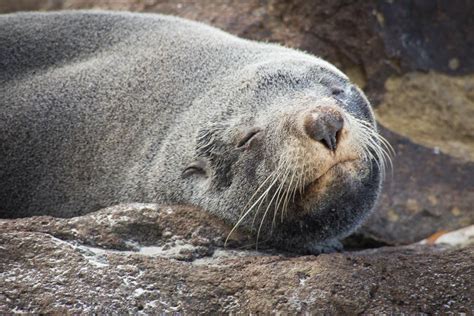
303, 106, 344, 151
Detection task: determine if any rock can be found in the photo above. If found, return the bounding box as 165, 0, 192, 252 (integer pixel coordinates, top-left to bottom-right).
0, 0, 63, 12
0, 203, 254, 260
0, 204, 472, 313
375, 0, 474, 75
376, 72, 474, 161
352, 126, 474, 246
420, 225, 474, 248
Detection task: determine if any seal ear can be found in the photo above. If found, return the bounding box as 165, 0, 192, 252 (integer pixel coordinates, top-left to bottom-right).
182, 159, 208, 178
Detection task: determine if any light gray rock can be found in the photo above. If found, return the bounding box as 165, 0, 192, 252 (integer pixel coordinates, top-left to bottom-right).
1, 204, 472, 314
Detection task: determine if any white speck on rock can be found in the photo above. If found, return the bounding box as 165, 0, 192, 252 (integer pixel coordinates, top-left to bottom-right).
299, 276, 308, 286
192, 249, 265, 266
133, 288, 146, 297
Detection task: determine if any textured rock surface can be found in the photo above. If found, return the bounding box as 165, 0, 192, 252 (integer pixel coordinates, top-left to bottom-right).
0, 204, 254, 260
354, 127, 474, 245
377, 72, 474, 161
1, 204, 473, 314
375, 0, 474, 75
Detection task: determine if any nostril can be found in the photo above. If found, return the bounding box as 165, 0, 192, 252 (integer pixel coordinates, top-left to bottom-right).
331, 87, 344, 96
304, 107, 344, 151
335, 128, 343, 144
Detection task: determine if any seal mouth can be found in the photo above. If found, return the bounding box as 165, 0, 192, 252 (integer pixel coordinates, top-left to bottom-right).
302, 158, 358, 195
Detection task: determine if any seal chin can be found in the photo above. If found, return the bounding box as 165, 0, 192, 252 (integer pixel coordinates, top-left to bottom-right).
270, 159, 380, 253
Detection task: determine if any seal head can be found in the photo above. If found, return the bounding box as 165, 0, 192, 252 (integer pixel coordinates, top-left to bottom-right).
177, 60, 390, 253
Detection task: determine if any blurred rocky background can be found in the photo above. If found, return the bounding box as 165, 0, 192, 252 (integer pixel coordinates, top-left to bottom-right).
1, 0, 473, 313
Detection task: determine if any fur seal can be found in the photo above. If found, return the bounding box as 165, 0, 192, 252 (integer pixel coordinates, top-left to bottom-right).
0, 11, 391, 253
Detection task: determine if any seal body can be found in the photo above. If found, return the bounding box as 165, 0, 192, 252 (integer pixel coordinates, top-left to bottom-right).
0, 11, 386, 253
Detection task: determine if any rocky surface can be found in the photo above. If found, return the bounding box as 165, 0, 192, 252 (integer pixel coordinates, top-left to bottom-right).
1, 204, 473, 314
376, 0, 474, 75
377, 72, 474, 161
0, 204, 254, 260
354, 127, 474, 246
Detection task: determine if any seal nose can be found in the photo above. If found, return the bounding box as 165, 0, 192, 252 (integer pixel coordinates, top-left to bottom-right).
304, 106, 344, 151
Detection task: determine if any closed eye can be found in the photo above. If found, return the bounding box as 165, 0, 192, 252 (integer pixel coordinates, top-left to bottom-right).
237, 127, 262, 149
182, 159, 208, 178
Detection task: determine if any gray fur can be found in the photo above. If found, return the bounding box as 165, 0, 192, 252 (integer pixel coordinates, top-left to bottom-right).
0, 11, 382, 253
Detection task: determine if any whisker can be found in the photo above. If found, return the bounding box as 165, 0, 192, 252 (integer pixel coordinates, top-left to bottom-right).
251, 163, 286, 229
281, 168, 296, 223
250, 187, 270, 230
239, 171, 275, 217
347, 115, 395, 180
271, 166, 291, 229
224, 171, 278, 246
275, 168, 291, 224
256, 161, 292, 249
